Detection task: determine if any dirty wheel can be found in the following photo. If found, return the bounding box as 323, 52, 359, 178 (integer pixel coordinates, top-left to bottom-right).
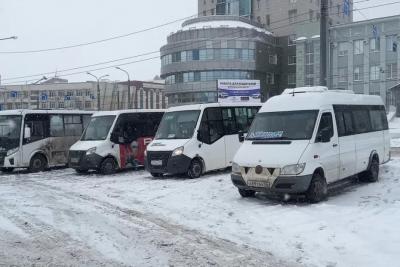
187, 159, 202, 179
150, 173, 163, 178
306, 172, 328, 203
100, 158, 117, 175
75, 169, 89, 174
29, 154, 47, 173
238, 188, 256, 198
360, 157, 379, 183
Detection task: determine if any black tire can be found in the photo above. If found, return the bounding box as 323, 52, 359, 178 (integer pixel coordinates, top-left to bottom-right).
360, 157, 379, 183
306, 172, 328, 203
29, 154, 47, 173
150, 172, 162, 178
75, 169, 89, 174
99, 158, 117, 175
187, 158, 203, 179
238, 188, 256, 198
1, 168, 14, 173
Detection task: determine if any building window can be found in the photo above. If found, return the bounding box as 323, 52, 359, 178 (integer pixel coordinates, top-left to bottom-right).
305, 77, 314, 86
85, 101, 92, 109
288, 55, 296, 65
338, 68, 347, 83
266, 14, 270, 27
289, 9, 297, 24
370, 65, 380, 81
266, 73, 275, 84
370, 38, 380, 52
269, 54, 277, 64
288, 73, 296, 85
386, 63, 398, 79
354, 66, 362, 81
338, 42, 348, 56
288, 34, 297, 46
309, 9, 314, 22
353, 40, 364, 55
58, 102, 65, 109
50, 102, 56, 109
386, 35, 398, 52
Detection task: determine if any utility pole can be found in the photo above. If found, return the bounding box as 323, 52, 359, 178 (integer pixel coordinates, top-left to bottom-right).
31, 76, 47, 109
320, 0, 329, 87
87, 72, 109, 111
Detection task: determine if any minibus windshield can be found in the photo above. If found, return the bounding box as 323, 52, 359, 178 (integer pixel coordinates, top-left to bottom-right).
82, 115, 116, 141
0, 115, 22, 151
247, 110, 319, 141
155, 110, 200, 140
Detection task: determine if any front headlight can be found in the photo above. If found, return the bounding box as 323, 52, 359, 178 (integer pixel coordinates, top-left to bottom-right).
171, 146, 184, 157
7, 148, 19, 156
232, 162, 241, 174
86, 147, 97, 155
281, 163, 306, 175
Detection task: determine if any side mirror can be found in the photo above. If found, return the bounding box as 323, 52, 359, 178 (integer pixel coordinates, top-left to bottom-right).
24, 126, 31, 139
238, 131, 245, 143
316, 129, 331, 143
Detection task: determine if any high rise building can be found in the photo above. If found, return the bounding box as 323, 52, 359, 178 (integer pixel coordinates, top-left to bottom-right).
199, 0, 353, 36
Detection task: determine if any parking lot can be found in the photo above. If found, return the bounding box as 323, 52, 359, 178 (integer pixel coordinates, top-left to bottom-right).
1, 155, 400, 266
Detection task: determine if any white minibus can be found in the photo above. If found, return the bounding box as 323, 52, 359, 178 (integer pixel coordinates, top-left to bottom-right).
0, 109, 93, 172
145, 103, 261, 178
231, 87, 390, 202
68, 110, 164, 174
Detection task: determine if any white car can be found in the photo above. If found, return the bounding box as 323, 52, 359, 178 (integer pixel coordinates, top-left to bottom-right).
231, 87, 390, 202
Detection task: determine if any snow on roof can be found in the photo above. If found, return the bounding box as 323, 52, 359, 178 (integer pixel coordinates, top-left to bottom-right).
311, 35, 320, 39
181, 20, 271, 35
296, 37, 307, 41
0, 109, 93, 116
168, 102, 262, 112
92, 109, 165, 117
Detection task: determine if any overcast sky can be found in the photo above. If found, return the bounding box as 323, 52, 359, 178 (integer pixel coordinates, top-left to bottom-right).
0, 0, 399, 85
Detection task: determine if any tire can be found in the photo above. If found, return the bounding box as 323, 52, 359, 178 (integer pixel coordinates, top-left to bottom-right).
238, 188, 256, 198
187, 158, 203, 179
360, 157, 379, 183
150, 172, 162, 178
99, 158, 117, 175
306, 172, 328, 203
29, 154, 47, 173
1, 168, 14, 173
75, 169, 89, 174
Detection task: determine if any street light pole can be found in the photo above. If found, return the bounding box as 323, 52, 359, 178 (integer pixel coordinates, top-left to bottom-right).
0, 36, 17, 41
31, 76, 47, 110
87, 72, 109, 111
116, 67, 131, 109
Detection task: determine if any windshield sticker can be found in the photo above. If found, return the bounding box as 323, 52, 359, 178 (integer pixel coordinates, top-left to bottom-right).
248, 131, 284, 139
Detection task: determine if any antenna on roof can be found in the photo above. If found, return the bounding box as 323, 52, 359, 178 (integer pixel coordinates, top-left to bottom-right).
292, 87, 295, 97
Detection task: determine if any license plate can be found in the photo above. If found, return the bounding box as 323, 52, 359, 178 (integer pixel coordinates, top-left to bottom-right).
247, 180, 270, 188
151, 160, 163, 166
70, 157, 79, 163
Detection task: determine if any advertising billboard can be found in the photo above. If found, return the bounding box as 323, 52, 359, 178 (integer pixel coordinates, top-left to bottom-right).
217, 79, 261, 103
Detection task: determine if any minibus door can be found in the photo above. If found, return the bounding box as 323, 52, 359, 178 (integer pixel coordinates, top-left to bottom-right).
315, 111, 340, 183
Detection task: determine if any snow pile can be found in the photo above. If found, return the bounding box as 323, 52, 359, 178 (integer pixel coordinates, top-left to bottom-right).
390, 117, 400, 147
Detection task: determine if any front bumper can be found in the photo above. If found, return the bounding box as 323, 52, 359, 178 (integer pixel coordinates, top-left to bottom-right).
68, 151, 104, 170
145, 151, 192, 175
231, 173, 313, 194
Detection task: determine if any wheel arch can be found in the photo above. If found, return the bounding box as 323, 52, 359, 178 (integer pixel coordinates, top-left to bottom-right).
193, 154, 206, 174
368, 150, 380, 168
29, 150, 49, 166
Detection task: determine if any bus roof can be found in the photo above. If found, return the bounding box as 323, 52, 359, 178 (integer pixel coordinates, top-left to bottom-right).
92, 109, 166, 117
260, 87, 384, 113
168, 102, 263, 112
0, 109, 94, 116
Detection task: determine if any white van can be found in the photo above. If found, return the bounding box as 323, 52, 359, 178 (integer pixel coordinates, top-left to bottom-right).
145, 103, 261, 178
231, 87, 390, 202
68, 110, 164, 174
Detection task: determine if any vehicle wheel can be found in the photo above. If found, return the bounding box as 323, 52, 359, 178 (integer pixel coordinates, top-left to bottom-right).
100, 158, 117, 175
187, 158, 203, 179
75, 169, 89, 174
238, 188, 256, 198
150, 172, 163, 178
1, 167, 14, 173
360, 157, 379, 183
306, 172, 328, 203
29, 154, 47, 173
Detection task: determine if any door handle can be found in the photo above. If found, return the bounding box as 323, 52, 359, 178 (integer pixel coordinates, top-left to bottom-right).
333, 143, 338, 147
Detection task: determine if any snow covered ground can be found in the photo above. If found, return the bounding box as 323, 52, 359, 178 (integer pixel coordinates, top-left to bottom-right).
390, 117, 400, 148
1, 157, 400, 266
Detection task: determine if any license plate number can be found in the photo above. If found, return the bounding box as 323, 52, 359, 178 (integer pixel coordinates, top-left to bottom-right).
151, 160, 163, 166
247, 180, 270, 188
70, 157, 79, 163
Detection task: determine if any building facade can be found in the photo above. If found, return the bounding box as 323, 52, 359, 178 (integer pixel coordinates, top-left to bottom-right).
0, 79, 167, 111
161, 16, 296, 106
296, 15, 400, 106
199, 0, 352, 36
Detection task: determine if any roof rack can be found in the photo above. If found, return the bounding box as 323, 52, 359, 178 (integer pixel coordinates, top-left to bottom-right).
282, 86, 354, 95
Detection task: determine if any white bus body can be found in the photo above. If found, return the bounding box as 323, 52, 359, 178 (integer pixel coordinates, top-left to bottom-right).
0, 109, 93, 172
145, 103, 262, 178
231, 87, 390, 202
68, 110, 164, 174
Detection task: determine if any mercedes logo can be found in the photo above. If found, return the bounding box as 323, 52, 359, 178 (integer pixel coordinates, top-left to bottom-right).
255, 165, 263, 174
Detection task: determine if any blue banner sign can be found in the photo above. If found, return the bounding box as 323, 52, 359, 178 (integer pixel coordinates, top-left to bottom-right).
217, 79, 261, 103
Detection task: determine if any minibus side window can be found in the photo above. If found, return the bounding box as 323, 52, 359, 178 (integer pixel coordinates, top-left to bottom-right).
343, 111, 354, 135
316, 113, 334, 141
335, 111, 346, 137
222, 108, 237, 135
370, 109, 384, 131
24, 114, 49, 144
235, 107, 250, 132
199, 108, 224, 144
50, 115, 65, 137
64, 115, 83, 136
353, 109, 372, 134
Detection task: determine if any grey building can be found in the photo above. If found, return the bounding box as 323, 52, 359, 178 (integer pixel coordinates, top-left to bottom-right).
296, 15, 400, 106
0, 79, 167, 111
160, 16, 293, 106
199, 0, 353, 36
